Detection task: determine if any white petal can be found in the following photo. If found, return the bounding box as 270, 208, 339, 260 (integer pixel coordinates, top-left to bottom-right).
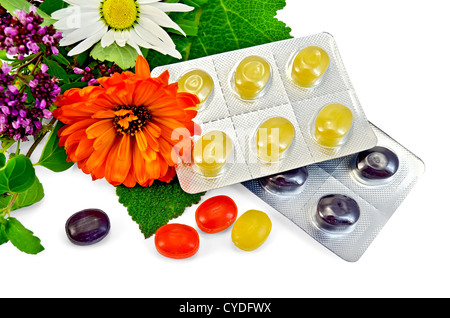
60, 20, 104, 46
113, 30, 132, 47
134, 23, 171, 49
149, 2, 194, 13
129, 29, 152, 48
67, 25, 107, 56
138, 16, 175, 47
126, 38, 143, 56
65, 0, 101, 7
133, 26, 181, 58
137, 0, 160, 4
140, 5, 186, 36
101, 29, 116, 47
54, 10, 101, 31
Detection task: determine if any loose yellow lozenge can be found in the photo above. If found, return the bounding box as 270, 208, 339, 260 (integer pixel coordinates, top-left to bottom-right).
193, 130, 233, 177
234, 56, 271, 100
291, 46, 330, 88
314, 103, 353, 147
231, 210, 272, 251
178, 69, 214, 108
256, 117, 295, 163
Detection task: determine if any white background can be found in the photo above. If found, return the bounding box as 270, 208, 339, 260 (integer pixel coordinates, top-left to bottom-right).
3, 0, 449, 298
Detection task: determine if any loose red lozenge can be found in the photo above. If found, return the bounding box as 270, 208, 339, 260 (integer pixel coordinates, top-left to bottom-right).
195, 195, 238, 233
154, 223, 199, 259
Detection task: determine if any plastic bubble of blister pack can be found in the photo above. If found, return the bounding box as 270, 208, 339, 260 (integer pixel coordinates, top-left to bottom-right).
151, 32, 378, 194
242, 123, 425, 262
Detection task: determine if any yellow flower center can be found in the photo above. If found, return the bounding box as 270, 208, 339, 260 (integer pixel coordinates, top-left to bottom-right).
100, 0, 139, 30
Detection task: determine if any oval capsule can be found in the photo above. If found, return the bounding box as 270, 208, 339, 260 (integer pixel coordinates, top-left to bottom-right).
231, 210, 272, 251
314, 103, 353, 147
260, 166, 308, 195
256, 117, 295, 163
316, 194, 360, 232
195, 195, 238, 233
154, 223, 199, 259
193, 130, 233, 177
178, 69, 214, 107
355, 146, 399, 180
65, 209, 110, 245
291, 46, 330, 88
234, 56, 271, 100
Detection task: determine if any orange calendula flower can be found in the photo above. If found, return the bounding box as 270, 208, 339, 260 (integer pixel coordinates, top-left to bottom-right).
53, 55, 200, 187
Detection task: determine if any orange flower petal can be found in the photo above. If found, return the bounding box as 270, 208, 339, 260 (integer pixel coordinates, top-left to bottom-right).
86, 120, 113, 139
135, 55, 151, 79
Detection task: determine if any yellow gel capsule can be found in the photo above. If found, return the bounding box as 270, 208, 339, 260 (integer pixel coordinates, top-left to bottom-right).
232, 210, 272, 251
291, 46, 330, 88
178, 69, 214, 107
314, 103, 353, 147
193, 130, 233, 177
256, 117, 295, 163
234, 56, 271, 100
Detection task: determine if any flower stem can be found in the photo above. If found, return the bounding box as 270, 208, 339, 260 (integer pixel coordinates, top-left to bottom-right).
2, 118, 57, 217
26, 117, 56, 157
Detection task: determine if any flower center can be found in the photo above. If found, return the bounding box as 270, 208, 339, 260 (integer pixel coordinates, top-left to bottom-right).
100, 0, 139, 30
113, 105, 151, 136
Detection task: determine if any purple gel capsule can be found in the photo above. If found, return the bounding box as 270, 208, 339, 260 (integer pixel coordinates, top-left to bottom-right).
316, 194, 360, 231
355, 146, 399, 180
65, 209, 110, 245
260, 166, 308, 195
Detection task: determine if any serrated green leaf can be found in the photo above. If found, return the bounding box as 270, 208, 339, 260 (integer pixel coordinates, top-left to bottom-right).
0, 176, 44, 211
1, 155, 35, 193
0, 0, 56, 25
0, 223, 8, 245
37, 121, 74, 172
147, 0, 292, 67
90, 42, 138, 70
5, 217, 44, 254
116, 178, 205, 238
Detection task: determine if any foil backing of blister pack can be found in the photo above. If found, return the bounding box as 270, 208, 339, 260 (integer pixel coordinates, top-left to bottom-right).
151, 32, 378, 194
242, 123, 425, 262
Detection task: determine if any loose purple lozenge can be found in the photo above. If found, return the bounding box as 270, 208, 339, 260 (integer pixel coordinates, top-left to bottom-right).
355, 146, 399, 180
260, 166, 308, 195
316, 194, 360, 231
65, 209, 110, 245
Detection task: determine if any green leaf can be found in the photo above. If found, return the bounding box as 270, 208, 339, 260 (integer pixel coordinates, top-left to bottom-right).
182, 0, 209, 8
0, 155, 36, 193
0, 0, 56, 25
147, 0, 292, 68
116, 178, 205, 238
90, 42, 138, 70
38, 0, 68, 15
4, 217, 44, 254
0, 222, 8, 246
0, 176, 45, 211
43, 58, 69, 83
0, 153, 6, 169
60, 81, 88, 94
168, 18, 199, 37
37, 121, 74, 172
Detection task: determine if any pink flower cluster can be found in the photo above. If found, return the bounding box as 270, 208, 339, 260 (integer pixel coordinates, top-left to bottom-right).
0, 5, 62, 59
0, 62, 60, 141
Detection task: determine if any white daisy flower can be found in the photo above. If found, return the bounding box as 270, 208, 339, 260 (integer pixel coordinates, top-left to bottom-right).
51, 0, 194, 58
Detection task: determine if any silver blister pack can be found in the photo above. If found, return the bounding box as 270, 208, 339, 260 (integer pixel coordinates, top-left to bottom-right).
242, 123, 425, 262
151, 32, 378, 194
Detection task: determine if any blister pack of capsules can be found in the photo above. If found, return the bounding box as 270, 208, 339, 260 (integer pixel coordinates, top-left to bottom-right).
242, 123, 425, 262
151, 32, 378, 194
